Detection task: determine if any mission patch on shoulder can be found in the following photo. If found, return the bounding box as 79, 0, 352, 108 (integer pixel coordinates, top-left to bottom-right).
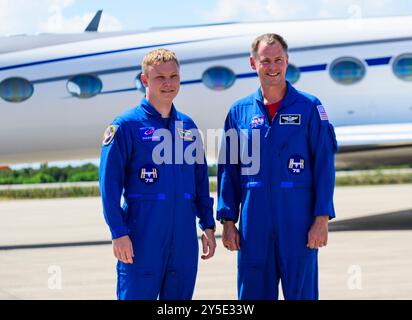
102, 125, 118, 146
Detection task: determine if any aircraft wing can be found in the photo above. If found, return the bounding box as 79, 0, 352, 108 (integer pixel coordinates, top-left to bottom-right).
335, 123, 412, 152
333, 123, 412, 167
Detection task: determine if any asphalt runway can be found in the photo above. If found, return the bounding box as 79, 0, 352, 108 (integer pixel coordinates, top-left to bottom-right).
0, 184, 411, 300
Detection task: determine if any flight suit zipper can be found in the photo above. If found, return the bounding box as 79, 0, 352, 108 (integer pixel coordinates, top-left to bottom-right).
169, 118, 177, 255
265, 111, 279, 240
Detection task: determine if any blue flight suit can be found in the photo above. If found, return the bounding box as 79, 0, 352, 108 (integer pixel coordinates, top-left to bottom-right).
217, 81, 338, 300
99, 98, 215, 300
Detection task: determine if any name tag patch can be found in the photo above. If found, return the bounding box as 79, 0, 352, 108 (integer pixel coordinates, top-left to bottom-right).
287, 155, 305, 175
280, 114, 301, 125
250, 115, 265, 128
139, 165, 159, 185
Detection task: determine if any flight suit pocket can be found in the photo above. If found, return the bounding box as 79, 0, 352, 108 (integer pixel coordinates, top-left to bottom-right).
280, 181, 313, 188
245, 181, 262, 188
183, 193, 197, 217
238, 259, 268, 299
276, 124, 308, 152
117, 266, 157, 299
126, 193, 166, 227
240, 179, 262, 203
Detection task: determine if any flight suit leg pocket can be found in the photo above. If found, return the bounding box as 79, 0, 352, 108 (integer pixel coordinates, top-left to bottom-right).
117, 265, 158, 300
238, 260, 267, 300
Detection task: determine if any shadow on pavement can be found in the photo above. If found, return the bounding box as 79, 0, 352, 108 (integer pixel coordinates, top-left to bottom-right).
330, 209, 412, 232
3, 210, 412, 250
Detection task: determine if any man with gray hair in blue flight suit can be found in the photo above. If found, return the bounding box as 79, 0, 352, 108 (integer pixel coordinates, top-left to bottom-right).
217, 33, 338, 300
99, 48, 216, 300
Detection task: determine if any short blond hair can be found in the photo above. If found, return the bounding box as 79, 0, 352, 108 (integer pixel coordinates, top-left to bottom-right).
251, 33, 288, 58
141, 48, 180, 75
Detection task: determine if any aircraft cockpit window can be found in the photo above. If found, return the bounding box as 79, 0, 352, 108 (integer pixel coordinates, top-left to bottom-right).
135, 72, 146, 93
202, 66, 236, 90
67, 74, 102, 98
286, 64, 300, 84
329, 57, 366, 85
0, 77, 34, 103
393, 54, 412, 81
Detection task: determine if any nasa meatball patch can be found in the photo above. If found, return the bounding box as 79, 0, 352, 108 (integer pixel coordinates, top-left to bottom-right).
250, 115, 265, 128
102, 125, 118, 146
139, 164, 159, 185
139, 127, 157, 141
287, 155, 305, 175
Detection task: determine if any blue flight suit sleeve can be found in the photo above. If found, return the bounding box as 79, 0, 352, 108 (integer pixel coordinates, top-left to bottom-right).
309, 101, 339, 219
217, 110, 242, 223
195, 154, 215, 231
99, 119, 132, 239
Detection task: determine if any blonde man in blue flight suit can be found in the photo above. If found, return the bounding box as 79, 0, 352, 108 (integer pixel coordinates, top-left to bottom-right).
99, 49, 216, 300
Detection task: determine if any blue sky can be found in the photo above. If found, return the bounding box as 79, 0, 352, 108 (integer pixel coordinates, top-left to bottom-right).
1, 0, 412, 36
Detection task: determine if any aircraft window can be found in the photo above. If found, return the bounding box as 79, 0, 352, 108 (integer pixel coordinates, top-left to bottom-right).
202, 66, 236, 90
393, 54, 412, 81
329, 57, 366, 84
286, 64, 300, 84
67, 74, 102, 98
0, 77, 33, 103
135, 72, 146, 93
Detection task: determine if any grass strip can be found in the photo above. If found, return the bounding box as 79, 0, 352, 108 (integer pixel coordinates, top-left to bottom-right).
1, 174, 412, 200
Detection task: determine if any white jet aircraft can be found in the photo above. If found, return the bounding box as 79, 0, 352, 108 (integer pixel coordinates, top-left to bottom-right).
1, 13, 411, 167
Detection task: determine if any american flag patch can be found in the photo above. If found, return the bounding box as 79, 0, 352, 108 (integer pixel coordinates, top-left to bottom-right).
317, 105, 328, 121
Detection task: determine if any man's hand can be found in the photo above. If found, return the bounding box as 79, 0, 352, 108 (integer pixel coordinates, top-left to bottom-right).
307, 215, 329, 249
201, 228, 217, 260
113, 235, 134, 264
222, 221, 240, 251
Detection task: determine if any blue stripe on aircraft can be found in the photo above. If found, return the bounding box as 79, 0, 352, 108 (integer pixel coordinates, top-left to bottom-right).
180, 79, 203, 85
300, 64, 328, 72
365, 57, 392, 66
2, 35, 409, 73
96, 57, 392, 96
0, 36, 242, 72
99, 79, 205, 95
236, 72, 257, 79
99, 88, 136, 95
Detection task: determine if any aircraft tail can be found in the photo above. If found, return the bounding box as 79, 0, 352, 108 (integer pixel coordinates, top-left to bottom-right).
85, 10, 103, 32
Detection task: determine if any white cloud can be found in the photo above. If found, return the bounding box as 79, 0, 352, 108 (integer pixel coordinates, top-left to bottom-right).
203, 0, 326, 22
0, 0, 122, 35
40, 10, 122, 33
264, 1, 309, 20
204, 0, 412, 23
203, 0, 277, 22
207, 0, 263, 21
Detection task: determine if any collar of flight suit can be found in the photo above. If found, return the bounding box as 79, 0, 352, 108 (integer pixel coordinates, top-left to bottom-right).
253, 81, 299, 117
139, 97, 178, 120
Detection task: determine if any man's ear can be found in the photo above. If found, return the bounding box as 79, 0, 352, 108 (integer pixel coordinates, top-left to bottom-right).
140, 73, 148, 87
250, 55, 256, 70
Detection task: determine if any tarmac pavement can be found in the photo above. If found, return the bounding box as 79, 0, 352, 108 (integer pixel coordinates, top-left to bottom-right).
0, 184, 411, 299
